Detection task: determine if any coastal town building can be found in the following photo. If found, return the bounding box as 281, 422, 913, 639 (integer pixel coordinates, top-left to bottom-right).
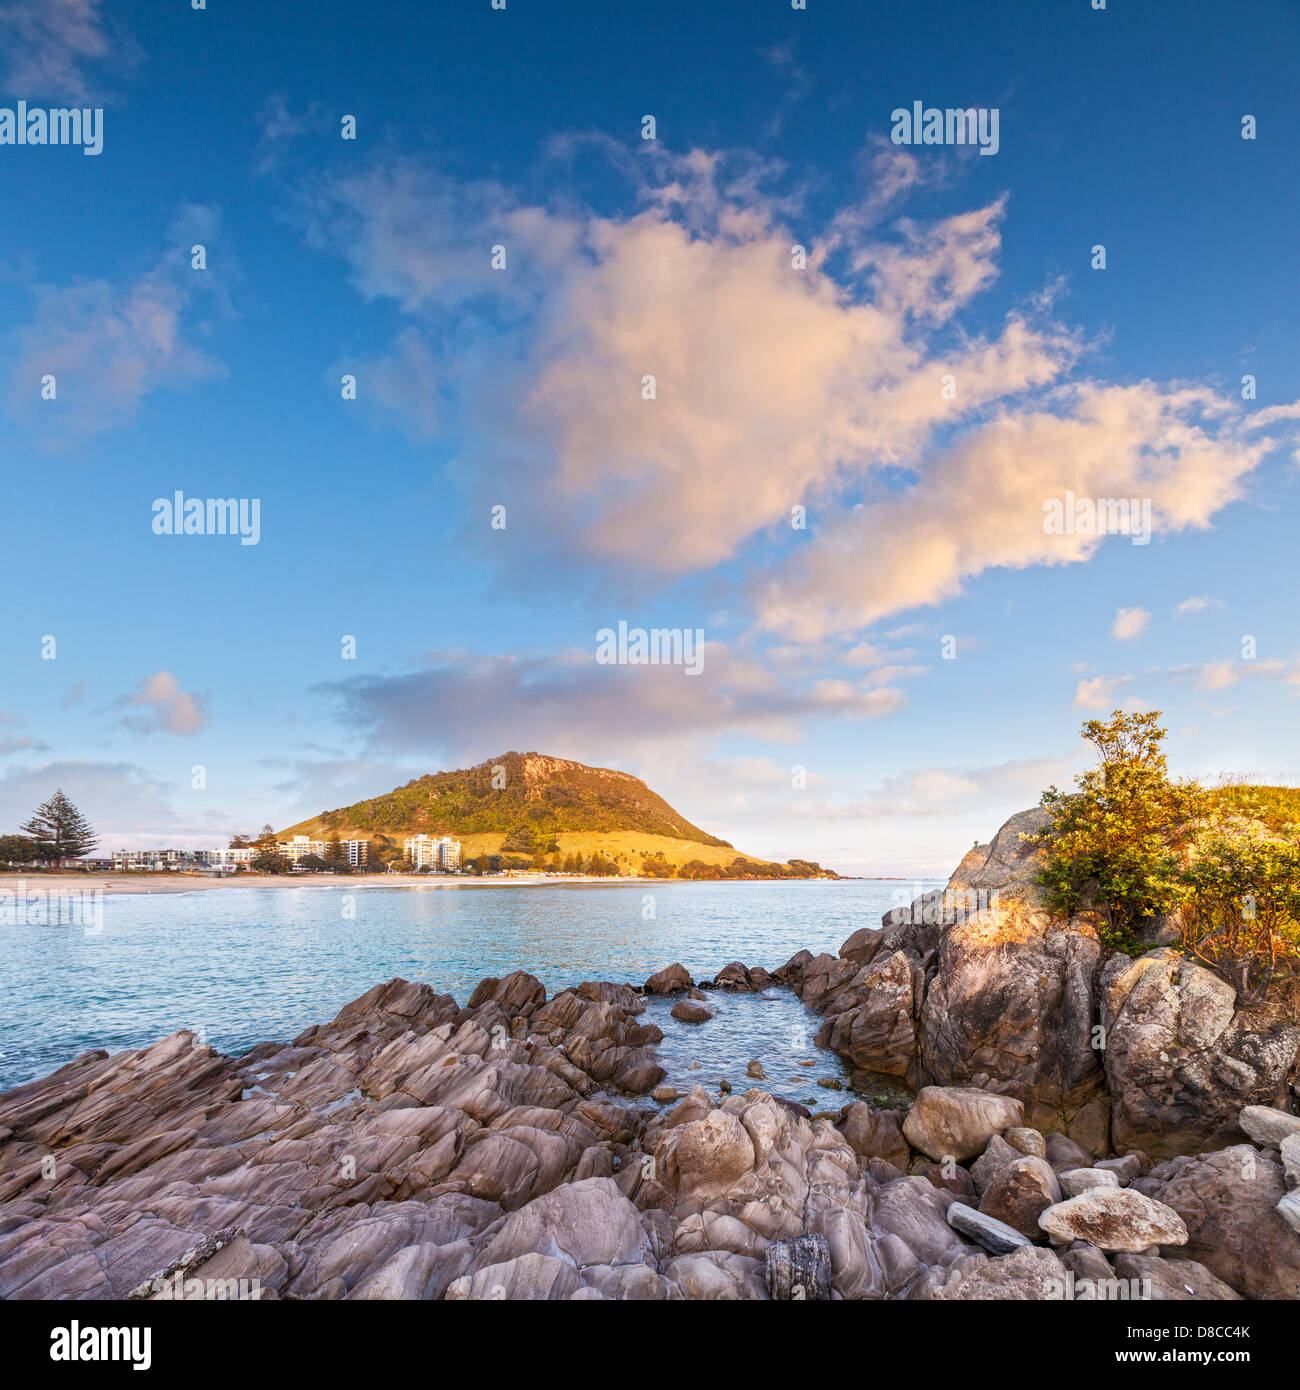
112, 848, 201, 871
201, 848, 256, 870
403, 834, 461, 871
341, 839, 369, 868
277, 835, 327, 865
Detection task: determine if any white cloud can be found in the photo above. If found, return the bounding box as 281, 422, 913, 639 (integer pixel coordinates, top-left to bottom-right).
0, 0, 135, 103
5, 209, 224, 444
1112, 606, 1151, 641
294, 144, 1300, 643
1175, 594, 1223, 615
120, 672, 209, 737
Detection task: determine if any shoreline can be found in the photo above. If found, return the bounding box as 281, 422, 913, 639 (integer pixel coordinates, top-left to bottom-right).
5, 871, 858, 898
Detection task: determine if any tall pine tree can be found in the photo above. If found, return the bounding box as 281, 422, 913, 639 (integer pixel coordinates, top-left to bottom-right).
20, 790, 97, 859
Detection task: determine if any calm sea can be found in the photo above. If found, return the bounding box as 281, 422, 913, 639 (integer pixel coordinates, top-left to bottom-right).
0, 878, 937, 1103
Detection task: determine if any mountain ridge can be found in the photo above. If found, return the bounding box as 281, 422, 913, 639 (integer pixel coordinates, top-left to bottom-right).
282, 751, 730, 845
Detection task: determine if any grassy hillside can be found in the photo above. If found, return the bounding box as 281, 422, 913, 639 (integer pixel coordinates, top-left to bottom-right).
280, 752, 840, 877
283, 752, 731, 845
1208, 783, 1300, 832
280, 753, 838, 877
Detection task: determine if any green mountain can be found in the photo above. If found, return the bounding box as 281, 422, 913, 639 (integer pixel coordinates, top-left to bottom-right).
283, 751, 733, 846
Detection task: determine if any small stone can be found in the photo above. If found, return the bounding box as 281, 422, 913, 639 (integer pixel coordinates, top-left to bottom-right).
1058, 1167, 1120, 1198
1003, 1127, 1047, 1159
651, 1085, 680, 1102
817, 1078, 842, 1091
1094, 1154, 1142, 1184
746, 1060, 766, 1080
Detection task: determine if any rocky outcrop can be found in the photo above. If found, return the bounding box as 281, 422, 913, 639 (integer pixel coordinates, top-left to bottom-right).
785, 807, 1300, 1166
1101, 950, 1300, 1158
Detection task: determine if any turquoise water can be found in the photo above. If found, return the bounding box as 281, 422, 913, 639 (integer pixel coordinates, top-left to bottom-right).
0, 878, 934, 1099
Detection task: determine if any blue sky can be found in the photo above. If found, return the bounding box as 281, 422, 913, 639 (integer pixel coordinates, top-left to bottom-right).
1, 0, 1297, 874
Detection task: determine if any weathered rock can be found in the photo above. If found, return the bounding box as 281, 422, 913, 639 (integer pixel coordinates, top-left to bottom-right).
1101, 949, 1300, 1159
902, 1086, 1024, 1162
1238, 1104, 1300, 1147
446, 1252, 582, 1301
837, 1102, 909, 1170
1044, 1132, 1094, 1173
1280, 1132, 1300, 1188
1111, 1252, 1242, 1301
977, 1156, 1061, 1239
765, 1234, 831, 1300
711, 962, 756, 992
1037, 1188, 1189, 1253
1134, 1145, 1300, 1298
1003, 1127, 1047, 1159
911, 1244, 1070, 1300
670, 1000, 713, 1023
1058, 1167, 1120, 1197
970, 1134, 1019, 1195
913, 811, 1106, 1132
815, 951, 917, 1078
643, 963, 693, 995
1094, 1154, 1141, 1184
1277, 1191, 1300, 1236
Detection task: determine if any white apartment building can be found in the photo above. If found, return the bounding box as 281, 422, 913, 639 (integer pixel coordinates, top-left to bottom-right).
342, 839, 369, 868
112, 848, 200, 871
403, 834, 461, 871
201, 848, 256, 869
277, 835, 327, 865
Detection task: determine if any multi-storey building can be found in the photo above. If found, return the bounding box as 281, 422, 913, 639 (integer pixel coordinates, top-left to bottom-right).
403, 834, 461, 871
277, 835, 327, 865
112, 848, 201, 871
342, 839, 369, 868
201, 848, 257, 870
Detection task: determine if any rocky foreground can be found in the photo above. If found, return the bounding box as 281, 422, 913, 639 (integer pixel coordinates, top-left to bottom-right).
1, 808, 1298, 1301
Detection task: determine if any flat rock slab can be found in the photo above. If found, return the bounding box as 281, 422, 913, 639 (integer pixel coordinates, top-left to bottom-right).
946, 1201, 1033, 1255
1038, 1188, 1188, 1253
